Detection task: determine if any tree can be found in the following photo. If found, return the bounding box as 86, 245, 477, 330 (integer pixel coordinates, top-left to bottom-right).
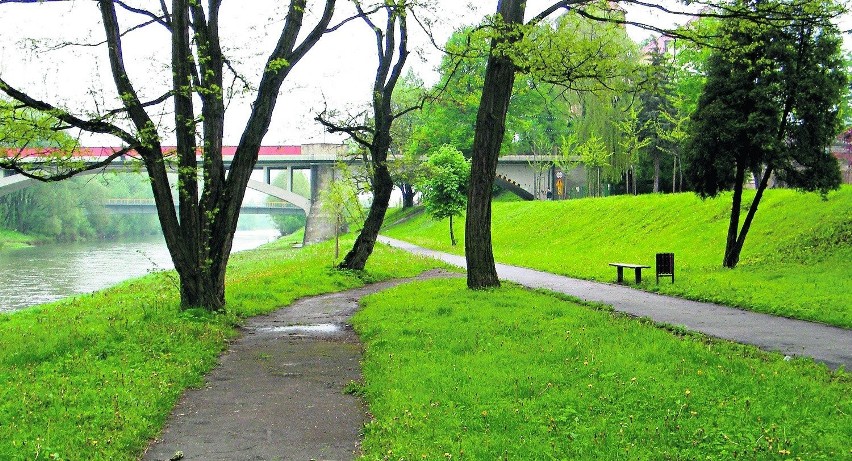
267, 171, 309, 236
389, 70, 427, 208
659, 93, 690, 192
316, 0, 414, 271
464, 0, 526, 289
419, 144, 470, 245
576, 135, 611, 197
685, 0, 846, 268
638, 45, 677, 193
0, 1, 337, 311
614, 104, 649, 195
320, 163, 364, 261
465, 0, 637, 288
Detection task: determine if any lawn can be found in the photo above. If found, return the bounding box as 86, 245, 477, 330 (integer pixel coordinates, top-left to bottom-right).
354, 279, 851, 460
0, 238, 444, 460
384, 187, 852, 328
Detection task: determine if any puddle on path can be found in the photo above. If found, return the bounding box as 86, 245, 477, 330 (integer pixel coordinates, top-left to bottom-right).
258, 323, 341, 335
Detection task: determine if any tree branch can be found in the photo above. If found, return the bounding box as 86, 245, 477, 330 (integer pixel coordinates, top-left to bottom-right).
98, 0, 159, 143
0, 147, 133, 182
0, 77, 137, 145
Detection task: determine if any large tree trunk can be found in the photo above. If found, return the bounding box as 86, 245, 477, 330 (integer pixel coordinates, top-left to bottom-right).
465, 0, 525, 289
339, 163, 393, 270
176, 264, 227, 310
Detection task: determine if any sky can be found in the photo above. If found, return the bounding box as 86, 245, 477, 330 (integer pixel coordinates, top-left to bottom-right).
0, 1, 843, 147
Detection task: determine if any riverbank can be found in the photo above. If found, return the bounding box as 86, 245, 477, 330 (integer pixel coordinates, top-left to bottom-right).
0, 228, 38, 250
0, 229, 282, 313
2, 231, 849, 459
0, 237, 445, 459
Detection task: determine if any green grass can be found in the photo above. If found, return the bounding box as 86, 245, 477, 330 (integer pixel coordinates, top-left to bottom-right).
0, 228, 36, 250
384, 187, 852, 328
353, 279, 851, 460
0, 238, 444, 460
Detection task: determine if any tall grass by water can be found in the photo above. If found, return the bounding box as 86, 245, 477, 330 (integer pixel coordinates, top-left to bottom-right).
0, 229, 34, 250
384, 187, 852, 328
0, 238, 443, 460
353, 279, 851, 459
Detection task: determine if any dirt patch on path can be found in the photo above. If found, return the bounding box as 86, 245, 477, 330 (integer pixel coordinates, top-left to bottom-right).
143, 269, 458, 461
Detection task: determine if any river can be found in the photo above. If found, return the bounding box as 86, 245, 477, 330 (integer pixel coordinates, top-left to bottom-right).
0, 229, 281, 313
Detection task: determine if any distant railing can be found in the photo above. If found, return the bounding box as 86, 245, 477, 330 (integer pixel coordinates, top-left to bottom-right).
104, 198, 299, 209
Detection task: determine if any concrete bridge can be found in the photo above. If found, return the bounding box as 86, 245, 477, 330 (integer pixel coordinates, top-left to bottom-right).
1, 144, 563, 244
103, 199, 304, 216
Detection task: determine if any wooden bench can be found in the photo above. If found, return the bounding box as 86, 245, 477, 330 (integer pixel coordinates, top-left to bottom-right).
609, 262, 651, 284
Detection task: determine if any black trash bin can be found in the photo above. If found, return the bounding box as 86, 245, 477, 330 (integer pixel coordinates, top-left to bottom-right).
656, 253, 675, 284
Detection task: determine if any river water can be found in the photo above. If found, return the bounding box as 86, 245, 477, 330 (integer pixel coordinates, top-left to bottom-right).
0, 229, 281, 313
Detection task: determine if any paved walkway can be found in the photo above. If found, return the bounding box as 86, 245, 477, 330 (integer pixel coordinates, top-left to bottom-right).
378, 236, 852, 370
143, 269, 456, 461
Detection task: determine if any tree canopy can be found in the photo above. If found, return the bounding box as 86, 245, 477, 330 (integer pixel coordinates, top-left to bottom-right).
419, 144, 470, 246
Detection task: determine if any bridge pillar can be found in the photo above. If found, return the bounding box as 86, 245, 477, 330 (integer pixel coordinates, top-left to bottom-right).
303, 164, 345, 245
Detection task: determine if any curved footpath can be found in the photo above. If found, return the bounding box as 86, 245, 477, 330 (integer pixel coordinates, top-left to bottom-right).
378, 236, 852, 370
143, 269, 458, 461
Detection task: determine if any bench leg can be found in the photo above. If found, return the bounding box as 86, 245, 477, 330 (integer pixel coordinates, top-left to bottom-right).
634, 268, 643, 284
616, 266, 624, 283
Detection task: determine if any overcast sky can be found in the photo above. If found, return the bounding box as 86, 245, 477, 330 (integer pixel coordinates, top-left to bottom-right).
1, 1, 839, 147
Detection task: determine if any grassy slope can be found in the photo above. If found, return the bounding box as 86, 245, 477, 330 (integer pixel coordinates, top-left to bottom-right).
0, 238, 444, 460
385, 187, 852, 328
354, 279, 851, 459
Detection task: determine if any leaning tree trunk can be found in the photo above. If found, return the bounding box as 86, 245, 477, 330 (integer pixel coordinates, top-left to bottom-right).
724, 165, 773, 269
449, 214, 456, 246
722, 163, 747, 268
339, 162, 394, 270
465, 0, 526, 289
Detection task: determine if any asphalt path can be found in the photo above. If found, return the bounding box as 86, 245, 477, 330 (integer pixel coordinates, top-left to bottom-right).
378, 235, 852, 370
143, 269, 457, 461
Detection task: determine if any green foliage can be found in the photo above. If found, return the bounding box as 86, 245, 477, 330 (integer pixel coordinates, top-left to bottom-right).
354, 279, 850, 459
614, 105, 649, 177
409, 9, 641, 161
685, 0, 846, 197
0, 100, 76, 152
0, 236, 446, 459
576, 135, 610, 197
266, 170, 309, 235
385, 187, 852, 328
320, 163, 364, 229
418, 145, 470, 245
0, 174, 160, 242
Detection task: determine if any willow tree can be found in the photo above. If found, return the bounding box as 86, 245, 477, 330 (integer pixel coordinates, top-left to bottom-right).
0, 0, 337, 311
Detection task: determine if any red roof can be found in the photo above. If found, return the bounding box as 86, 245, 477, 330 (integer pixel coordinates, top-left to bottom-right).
1, 146, 302, 157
